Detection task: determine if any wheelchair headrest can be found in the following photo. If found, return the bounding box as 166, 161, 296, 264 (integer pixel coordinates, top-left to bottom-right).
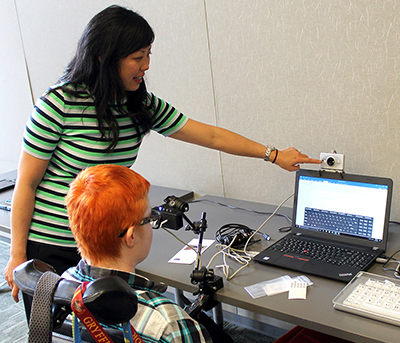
14, 259, 138, 325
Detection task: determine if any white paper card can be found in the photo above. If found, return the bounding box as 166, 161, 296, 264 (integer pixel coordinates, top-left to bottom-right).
244, 275, 313, 299
288, 280, 307, 299
244, 275, 292, 298
168, 238, 214, 264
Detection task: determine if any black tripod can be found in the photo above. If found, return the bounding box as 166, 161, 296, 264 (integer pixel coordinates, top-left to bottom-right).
159, 196, 224, 319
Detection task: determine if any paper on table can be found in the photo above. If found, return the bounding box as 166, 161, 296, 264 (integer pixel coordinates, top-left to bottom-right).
168, 238, 214, 264
288, 280, 308, 299
245, 275, 313, 299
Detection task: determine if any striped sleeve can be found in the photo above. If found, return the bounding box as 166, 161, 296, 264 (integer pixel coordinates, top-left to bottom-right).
23, 89, 65, 160
147, 93, 188, 136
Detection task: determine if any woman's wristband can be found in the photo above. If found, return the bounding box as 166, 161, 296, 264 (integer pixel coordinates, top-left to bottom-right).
272, 149, 278, 164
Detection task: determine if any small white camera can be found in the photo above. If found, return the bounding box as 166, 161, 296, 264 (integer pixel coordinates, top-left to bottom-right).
320, 152, 345, 172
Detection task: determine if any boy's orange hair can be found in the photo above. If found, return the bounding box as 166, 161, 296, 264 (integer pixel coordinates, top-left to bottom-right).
66, 164, 150, 264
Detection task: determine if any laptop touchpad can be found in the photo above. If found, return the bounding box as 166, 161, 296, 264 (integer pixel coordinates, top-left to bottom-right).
276, 254, 309, 268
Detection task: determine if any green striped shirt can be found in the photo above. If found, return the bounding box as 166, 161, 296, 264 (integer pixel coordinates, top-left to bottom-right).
23, 84, 188, 247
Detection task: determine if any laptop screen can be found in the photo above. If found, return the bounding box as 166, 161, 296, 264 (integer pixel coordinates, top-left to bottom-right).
293, 170, 393, 248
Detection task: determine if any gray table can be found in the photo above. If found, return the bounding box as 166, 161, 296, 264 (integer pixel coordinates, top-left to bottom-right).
1, 170, 399, 342
138, 194, 400, 343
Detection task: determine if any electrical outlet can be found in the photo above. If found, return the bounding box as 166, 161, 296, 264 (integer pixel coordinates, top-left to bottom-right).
320, 152, 345, 171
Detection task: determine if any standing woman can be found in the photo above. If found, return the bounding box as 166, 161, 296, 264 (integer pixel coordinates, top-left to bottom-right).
4, 5, 320, 305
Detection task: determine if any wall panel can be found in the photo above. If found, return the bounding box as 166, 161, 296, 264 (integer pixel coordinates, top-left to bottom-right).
205, 0, 400, 219
3, 0, 400, 220
0, 0, 33, 173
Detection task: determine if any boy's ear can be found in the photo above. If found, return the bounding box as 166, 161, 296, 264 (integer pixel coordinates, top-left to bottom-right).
124, 226, 136, 248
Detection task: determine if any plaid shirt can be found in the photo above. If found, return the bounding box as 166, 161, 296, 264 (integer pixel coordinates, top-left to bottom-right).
62, 259, 213, 343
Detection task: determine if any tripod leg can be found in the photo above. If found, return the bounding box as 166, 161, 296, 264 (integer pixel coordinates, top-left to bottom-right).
212, 303, 224, 327
174, 288, 186, 308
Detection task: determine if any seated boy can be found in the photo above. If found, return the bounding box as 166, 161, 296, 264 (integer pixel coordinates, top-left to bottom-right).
63, 164, 214, 342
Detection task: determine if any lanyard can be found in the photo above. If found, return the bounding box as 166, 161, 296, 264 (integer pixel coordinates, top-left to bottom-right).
71, 282, 144, 343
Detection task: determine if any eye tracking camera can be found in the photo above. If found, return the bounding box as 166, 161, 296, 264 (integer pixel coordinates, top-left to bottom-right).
320, 152, 345, 172
326, 156, 337, 166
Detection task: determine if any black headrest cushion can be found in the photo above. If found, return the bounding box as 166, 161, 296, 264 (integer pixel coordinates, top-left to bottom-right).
14, 259, 138, 325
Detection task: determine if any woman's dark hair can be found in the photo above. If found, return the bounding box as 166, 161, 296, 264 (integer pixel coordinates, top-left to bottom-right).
56, 5, 155, 152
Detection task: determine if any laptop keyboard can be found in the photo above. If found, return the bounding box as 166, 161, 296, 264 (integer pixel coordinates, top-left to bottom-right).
271, 237, 375, 269
333, 271, 400, 326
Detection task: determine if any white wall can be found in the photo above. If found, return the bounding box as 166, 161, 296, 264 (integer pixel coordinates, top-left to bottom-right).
0, 0, 33, 172
2, 0, 400, 221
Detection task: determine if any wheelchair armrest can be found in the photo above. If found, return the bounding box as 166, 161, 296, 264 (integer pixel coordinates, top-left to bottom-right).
13, 259, 81, 307
14, 259, 138, 326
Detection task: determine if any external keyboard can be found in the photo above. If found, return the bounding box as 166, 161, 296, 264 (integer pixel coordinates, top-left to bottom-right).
333, 271, 400, 326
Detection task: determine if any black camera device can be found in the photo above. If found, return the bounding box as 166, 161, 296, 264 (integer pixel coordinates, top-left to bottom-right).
153, 195, 189, 230
153, 203, 183, 230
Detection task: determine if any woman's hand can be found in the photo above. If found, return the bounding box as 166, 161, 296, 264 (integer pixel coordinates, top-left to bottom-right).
4, 254, 27, 302
272, 147, 321, 171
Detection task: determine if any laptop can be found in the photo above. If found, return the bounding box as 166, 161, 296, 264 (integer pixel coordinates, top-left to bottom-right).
254, 169, 393, 282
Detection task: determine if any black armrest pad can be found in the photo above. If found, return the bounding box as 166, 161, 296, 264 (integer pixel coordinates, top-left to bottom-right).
14, 260, 81, 307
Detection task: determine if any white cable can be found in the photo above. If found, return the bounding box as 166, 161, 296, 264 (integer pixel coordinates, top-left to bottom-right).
159, 193, 293, 281
207, 236, 252, 280
243, 193, 293, 256
160, 221, 202, 268
211, 193, 294, 280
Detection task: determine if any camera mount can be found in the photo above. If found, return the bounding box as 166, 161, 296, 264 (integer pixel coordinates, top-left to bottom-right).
155, 196, 224, 319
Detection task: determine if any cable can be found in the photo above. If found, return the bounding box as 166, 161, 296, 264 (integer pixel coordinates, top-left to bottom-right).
215, 223, 266, 249
243, 193, 294, 257
206, 238, 252, 280
160, 220, 202, 268
382, 249, 400, 278
160, 194, 294, 281
191, 198, 292, 223
208, 193, 294, 280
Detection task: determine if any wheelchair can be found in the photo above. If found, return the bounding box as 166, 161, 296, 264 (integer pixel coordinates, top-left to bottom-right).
13, 259, 138, 343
